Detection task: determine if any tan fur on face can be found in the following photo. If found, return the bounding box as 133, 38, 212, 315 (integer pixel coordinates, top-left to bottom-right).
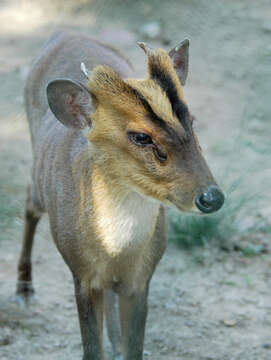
83, 48, 212, 211
83, 54, 181, 203
144, 47, 185, 101
86, 48, 186, 132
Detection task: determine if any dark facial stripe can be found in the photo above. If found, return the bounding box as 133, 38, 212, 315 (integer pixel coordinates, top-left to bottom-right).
129, 86, 182, 144
130, 87, 169, 131
149, 61, 190, 131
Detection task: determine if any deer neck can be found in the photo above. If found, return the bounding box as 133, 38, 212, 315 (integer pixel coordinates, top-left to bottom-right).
87, 162, 160, 256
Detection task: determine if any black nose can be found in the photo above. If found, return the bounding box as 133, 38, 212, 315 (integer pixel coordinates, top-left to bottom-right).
195, 185, 224, 214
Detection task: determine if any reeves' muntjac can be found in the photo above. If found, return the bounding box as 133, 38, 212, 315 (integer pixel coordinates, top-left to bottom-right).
16, 31, 224, 360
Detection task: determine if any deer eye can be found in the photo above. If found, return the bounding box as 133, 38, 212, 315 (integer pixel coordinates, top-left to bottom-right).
128, 132, 153, 146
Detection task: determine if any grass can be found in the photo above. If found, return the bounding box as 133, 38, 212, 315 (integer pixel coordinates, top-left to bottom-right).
168, 69, 271, 250
0, 191, 20, 228
0, 150, 27, 242
168, 178, 270, 249
0, 178, 25, 242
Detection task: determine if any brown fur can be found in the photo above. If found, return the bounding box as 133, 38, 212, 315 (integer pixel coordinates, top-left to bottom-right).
17, 31, 222, 360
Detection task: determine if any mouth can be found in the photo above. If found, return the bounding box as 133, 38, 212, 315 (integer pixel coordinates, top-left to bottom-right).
166, 198, 203, 215
166, 185, 225, 214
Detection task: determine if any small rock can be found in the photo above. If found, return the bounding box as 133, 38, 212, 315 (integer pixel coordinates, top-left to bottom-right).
20, 65, 30, 80
223, 318, 237, 327
265, 44, 271, 56
140, 22, 162, 40
0, 328, 13, 346
15, 96, 23, 105
64, 302, 74, 310
261, 22, 271, 33
143, 350, 151, 356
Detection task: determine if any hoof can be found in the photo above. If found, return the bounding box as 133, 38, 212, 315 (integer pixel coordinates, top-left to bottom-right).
15, 281, 35, 307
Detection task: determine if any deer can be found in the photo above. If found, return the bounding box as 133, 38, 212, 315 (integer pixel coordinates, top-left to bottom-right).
16, 30, 224, 360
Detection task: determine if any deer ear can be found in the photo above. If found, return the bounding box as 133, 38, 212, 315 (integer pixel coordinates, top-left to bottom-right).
47, 79, 94, 129
169, 39, 189, 86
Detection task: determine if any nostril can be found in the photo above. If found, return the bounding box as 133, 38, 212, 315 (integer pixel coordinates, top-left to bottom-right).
196, 185, 224, 213
199, 196, 211, 208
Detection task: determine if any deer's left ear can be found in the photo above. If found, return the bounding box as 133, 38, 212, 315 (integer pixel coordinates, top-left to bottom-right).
169, 39, 189, 86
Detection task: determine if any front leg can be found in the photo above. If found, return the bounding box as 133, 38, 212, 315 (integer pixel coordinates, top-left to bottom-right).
104, 289, 122, 359
119, 286, 149, 360
74, 277, 104, 360
118, 207, 166, 360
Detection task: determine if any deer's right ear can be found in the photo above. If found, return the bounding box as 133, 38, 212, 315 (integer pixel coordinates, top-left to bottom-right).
169, 39, 189, 86
47, 79, 94, 129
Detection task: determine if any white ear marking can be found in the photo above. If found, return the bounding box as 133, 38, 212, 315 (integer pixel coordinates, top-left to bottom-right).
81, 62, 90, 79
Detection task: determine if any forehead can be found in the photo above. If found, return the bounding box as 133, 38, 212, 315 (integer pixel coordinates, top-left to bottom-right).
88, 48, 191, 138
125, 78, 179, 128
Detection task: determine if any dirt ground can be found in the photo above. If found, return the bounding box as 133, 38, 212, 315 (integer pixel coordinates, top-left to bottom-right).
0, 0, 271, 359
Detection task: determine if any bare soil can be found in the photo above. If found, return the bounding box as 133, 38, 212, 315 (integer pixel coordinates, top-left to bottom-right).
0, 1, 271, 359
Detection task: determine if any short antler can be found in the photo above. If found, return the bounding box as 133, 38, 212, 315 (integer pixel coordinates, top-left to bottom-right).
81, 62, 91, 79
137, 42, 153, 56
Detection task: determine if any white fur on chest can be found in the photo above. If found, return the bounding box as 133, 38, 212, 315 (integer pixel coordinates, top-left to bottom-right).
95, 191, 160, 256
